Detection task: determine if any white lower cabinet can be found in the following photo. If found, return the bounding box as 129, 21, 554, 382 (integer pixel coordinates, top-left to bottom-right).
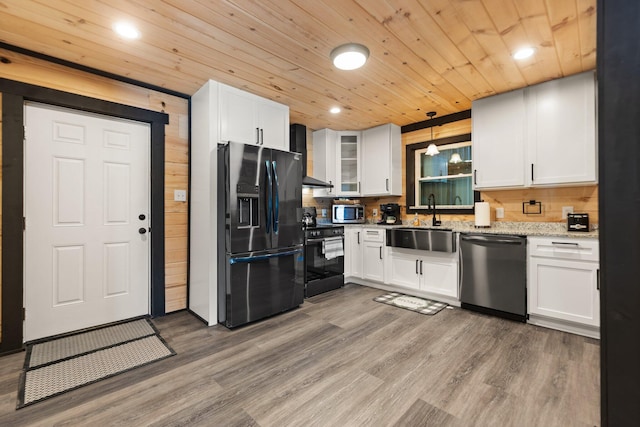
362, 228, 385, 282
344, 226, 363, 279
388, 248, 458, 300
344, 226, 386, 282
527, 237, 600, 338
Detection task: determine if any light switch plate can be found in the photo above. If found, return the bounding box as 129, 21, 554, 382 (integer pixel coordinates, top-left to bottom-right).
495, 207, 504, 219
372, 208, 378, 217
562, 206, 574, 219
321, 209, 327, 217
174, 189, 187, 202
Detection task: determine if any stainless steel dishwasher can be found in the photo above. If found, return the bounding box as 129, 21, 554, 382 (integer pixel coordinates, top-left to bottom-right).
459, 233, 527, 322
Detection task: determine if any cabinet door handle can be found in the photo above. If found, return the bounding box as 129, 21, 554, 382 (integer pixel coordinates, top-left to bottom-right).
419, 260, 423, 275
260, 128, 264, 145
329, 180, 333, 194
416, 260, 419, 275
256, 127, 260, 145
386, 178, 389, 191
379, 246, 382, 260
531, 163, 534, 181
473, 169, 477, 185
357, 231, 360, 244
358, 181, 360, 193
597, 268, 600, 291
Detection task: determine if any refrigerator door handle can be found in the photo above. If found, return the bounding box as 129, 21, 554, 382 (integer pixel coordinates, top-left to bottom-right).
229, 247, 303, 264
265, 160, 273, 234
272, 160, 279, 234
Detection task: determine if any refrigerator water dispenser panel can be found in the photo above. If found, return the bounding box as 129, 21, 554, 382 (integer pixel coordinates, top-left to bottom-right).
237, 183, 260, 228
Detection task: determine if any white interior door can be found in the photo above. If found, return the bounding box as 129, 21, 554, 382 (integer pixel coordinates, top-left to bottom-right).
24, 103, 151, 341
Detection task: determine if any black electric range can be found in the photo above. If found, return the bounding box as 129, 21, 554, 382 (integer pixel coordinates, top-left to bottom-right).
303, 223, 345, 297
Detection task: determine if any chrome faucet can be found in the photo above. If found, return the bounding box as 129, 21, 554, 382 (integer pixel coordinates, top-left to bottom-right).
427, 193, 442, 226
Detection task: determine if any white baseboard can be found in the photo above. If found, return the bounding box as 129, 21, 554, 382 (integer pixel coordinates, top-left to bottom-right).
527, 314, 600, 339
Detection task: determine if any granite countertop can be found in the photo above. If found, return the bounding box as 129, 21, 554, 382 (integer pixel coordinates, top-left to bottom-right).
342, 221, 599, 239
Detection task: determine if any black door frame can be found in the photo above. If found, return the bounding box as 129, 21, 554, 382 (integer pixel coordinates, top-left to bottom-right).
0, 78, 168, 354
598, 0, 640, 424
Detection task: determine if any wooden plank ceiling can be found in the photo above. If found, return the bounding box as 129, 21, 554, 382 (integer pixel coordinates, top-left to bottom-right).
0, 0, 596, 131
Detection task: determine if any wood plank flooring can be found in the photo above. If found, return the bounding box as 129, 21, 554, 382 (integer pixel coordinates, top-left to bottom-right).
0, 284, 600, 426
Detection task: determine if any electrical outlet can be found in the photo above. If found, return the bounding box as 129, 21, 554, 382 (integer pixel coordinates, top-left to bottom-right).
372, 208, 378, 217
321, 209, 327, 217
174, 189, 187, 202
495, 207, 504, 219
562, 206, 574, 219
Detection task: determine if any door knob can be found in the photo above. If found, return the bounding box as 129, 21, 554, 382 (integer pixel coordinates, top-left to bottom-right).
139, 214, 146, 220
138, 227, 147, 234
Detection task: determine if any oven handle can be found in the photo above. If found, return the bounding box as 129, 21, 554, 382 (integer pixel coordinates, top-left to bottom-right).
306, 237, 343, 244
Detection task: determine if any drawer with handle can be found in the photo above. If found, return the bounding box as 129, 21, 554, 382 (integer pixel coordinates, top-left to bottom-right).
362, 228, 385, 242
528, 236, 599, 262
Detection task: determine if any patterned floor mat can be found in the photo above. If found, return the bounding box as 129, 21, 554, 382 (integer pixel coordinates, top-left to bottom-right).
17, 318, 175, 408
374, 292, 448, 315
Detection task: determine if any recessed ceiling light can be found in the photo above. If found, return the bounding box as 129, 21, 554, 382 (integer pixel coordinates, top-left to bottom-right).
330, 43, 369, 70
513, 47, 535, 60
330, 107, 341, 114
113, 21, 140, 39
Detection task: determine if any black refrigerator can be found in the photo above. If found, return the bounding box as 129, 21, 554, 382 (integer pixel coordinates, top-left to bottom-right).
217, 142, 304, 328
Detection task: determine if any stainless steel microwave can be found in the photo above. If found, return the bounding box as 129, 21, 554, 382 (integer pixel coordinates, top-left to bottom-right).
332, 204, 365, 224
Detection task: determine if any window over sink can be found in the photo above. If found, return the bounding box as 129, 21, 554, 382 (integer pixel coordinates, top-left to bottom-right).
415, 141, 473, 209
406, 133, 478, 214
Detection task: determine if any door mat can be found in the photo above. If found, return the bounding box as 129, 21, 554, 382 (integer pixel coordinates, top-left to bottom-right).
17, 318, 175, 409
374, 292, 448, 315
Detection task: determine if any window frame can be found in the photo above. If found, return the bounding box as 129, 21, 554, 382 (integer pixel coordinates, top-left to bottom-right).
405, 133, 479, 215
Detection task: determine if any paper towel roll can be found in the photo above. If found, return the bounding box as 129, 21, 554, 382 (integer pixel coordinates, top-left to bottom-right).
475, 202, 490, 227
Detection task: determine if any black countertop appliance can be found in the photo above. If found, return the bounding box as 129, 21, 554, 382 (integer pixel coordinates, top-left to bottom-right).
379, 203, 402, 225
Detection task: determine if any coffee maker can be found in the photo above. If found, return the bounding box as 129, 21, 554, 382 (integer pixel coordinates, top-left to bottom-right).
379, 203, 402, 225
301, 206, 317, 228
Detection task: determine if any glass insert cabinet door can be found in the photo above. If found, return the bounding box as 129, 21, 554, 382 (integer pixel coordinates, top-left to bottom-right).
338, 131, 361, 195
415, 141, 473, 209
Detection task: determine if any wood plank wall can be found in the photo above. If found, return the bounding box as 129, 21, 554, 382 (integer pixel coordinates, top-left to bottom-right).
304, 118, 599, 225
0, 50, 189, 326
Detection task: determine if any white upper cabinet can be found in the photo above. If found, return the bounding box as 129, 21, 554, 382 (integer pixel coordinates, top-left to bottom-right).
361, 124, 402, 196
256, 97, 289, 150
472, 71, 596, 190
527, 71, 597, 186
313, 123, 402, 198
311, 129, 337, 198
472, 89, 526, 189
337, 131, 362, 197
219, 83, 289, 151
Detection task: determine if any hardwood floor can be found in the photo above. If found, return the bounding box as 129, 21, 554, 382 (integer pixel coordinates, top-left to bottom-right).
0, 284, 600, 426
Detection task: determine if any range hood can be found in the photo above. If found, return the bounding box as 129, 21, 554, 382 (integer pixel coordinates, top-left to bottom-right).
290, 123, 334, 188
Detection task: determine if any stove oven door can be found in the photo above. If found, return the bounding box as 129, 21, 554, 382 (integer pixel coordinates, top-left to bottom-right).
304, 236, 344, 297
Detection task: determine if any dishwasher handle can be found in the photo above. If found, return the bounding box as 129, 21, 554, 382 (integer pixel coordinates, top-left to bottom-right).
460, 234, 525, 245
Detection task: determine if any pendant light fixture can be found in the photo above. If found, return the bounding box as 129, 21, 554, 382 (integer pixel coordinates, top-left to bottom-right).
425, 111, 440, 156
449, 153, 462, 163
330, 43, 370, 70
